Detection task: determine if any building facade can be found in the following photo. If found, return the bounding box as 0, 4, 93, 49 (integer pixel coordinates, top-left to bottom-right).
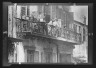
73, 20, 88, 62
8, 3, 86, 64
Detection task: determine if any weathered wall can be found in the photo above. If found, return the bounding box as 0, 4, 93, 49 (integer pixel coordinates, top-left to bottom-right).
11, 37, 75, 63
55, 40, 75, 63
8, 5, 13, 37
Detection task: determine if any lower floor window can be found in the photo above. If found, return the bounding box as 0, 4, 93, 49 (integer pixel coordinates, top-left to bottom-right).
46, 52, 53, 63
41, 52, 53, 63
59, 53, 71, 63
27, 50, 39, 63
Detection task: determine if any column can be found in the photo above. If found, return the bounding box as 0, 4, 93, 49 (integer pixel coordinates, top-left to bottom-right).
12, 3, 17, 38
24, 49, 27, 62
8, 5, 13, 37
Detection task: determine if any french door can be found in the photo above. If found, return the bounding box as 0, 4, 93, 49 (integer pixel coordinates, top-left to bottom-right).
27, 50, 39, 63
41, 52, 53, 63
27, 50, 34, 63
46, 52, 53, 63
59, 53, 71, 63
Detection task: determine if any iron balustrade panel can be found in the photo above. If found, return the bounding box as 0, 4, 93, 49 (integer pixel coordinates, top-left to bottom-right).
15, 18, 81, 44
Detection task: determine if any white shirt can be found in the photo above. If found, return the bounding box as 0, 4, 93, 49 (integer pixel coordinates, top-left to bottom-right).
48, 21, 53, 25
53, 21, 57, 26
38, 13, 45, 22
57, 19, 62, 27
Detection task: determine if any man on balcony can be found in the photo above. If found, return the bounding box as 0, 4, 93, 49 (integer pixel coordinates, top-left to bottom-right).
40, 13, 50, 35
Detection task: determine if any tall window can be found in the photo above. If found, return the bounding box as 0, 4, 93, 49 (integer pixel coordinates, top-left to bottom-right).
76, 25, 77, 33
72, 24, 73, 30
44, 5, 50, 15
46, 52, 53, 63
69, 23, 72, 30
56, 6, 61, 20
41, 49, 53, 63
27, 6, 30, 16
44, 5, 50, 23
27, 50, 34, 62
21, 7, 26, 16
21, 6, 27, 18
83, 28, 85, 41
27, 50, 39, 63
59, 54, 71, 63
73, 24, 76, 32
79, 26, 81, 33
52, 6, 56, 20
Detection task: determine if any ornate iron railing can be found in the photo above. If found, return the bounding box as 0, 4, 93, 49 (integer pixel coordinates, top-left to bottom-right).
15, 18, 82, 44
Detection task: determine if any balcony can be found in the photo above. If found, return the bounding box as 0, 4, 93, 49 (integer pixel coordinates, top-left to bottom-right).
15, 17, 82, 45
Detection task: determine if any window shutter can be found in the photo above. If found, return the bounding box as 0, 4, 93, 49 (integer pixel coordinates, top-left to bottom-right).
34, 51, 39, 63
52, 53, 57, 63
45, 15, 50, 23
21, 6, 27, 19
41, 52, 46, 63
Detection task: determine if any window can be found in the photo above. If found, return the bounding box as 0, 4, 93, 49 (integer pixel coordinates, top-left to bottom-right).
44, 5, 50, 15
46, 52, 53, 63
41, 52, 53, 63
63, 13, 66, 29
60, 54, 71, 63
41, 52, 46, 63
65, 13, 66, 26
27, 50, 39, 63
69, 24, 72, 29
23, 21, 28, 32
52, 53, 57, 63
73, 24, 77, 33
44, 14, 50, 23
76, 25, 77, 33
79, 34, 81, 42
34, 51, 39, 63
27, 6, 30, 16
21, 7, 26, 16
83, 28, 85, 41
21, 6, 27, 18
27, 50, 34, 62
73, 24, 75, 32
79, 26, 81, 33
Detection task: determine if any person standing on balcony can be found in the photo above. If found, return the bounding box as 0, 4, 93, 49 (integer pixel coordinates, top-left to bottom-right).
41, 13, 50, 35
38, 12, 45, 22
31, 11, 39, 33
57, 19, 62, 37
48, 20, 53, 35
52, 18, 58, 37
38, 12, 44, 33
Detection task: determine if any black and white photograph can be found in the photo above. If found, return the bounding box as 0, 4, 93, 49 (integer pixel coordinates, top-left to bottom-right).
3, 3, 90, 65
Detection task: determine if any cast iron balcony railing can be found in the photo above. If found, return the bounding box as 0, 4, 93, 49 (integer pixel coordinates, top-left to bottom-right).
15, 17, 82, 44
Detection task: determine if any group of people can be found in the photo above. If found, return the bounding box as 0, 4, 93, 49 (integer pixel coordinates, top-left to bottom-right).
47, 18, 62, 37
23, 11, 62, 37
30, 11, 50, 35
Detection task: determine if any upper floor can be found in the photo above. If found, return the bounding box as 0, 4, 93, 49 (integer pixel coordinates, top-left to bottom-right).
8, 3, 88, 45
